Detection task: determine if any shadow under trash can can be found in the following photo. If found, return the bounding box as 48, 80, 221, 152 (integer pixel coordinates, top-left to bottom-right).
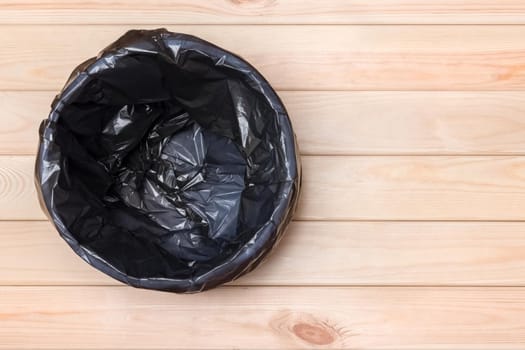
35, 29, 301, 293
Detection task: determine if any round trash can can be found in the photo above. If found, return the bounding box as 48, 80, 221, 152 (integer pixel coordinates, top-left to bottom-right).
35, 29, 301, 293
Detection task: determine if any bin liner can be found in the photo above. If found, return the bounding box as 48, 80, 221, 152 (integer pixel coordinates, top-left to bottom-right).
35, 29, 301, 293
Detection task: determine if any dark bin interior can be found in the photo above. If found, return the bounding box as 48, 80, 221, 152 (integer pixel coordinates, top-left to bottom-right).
35, 29, 300, 293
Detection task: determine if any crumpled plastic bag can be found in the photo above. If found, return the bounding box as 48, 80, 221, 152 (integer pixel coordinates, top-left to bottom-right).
35, 28, 301, 293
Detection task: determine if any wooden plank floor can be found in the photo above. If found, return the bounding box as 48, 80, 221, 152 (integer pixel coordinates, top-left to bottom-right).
2, 1, 525, 349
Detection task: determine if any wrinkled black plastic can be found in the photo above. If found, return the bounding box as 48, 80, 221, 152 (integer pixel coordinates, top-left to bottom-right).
35, 29, 301, 293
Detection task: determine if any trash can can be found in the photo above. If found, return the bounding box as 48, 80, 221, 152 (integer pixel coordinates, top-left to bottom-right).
35, 29, 301, 293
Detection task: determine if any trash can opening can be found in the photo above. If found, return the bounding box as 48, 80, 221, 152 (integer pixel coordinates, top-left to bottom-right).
35, 29, 300, 293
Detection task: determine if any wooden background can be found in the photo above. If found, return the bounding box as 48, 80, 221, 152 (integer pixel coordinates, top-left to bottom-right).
3, 1, 525, 349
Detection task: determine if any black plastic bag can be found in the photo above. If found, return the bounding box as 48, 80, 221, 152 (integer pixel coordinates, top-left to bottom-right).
35, 29, 301, 293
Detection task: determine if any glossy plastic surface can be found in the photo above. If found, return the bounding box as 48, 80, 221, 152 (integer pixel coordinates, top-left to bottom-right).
35, 29, 301, 293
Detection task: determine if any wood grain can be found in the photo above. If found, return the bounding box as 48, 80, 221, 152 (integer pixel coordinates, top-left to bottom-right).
3, 25, 525, 91
6, 91, 525, 156
4, 221, 525, 286
7, 155, 525, 221
0, 156, 42, 221
2, 0, 525, 24
1, 286, 525, 349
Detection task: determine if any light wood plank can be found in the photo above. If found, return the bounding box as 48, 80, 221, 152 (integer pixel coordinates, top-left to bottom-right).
2, 0, 525, 24
6, 91, 525, 156
0, 91, 50, 155
0, 156, 42, 220
6, 155, 525, 221
3, 25, 525, 90
1, 286, 525, 349
300, 155, 525, 221
4, 221, 525, 286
